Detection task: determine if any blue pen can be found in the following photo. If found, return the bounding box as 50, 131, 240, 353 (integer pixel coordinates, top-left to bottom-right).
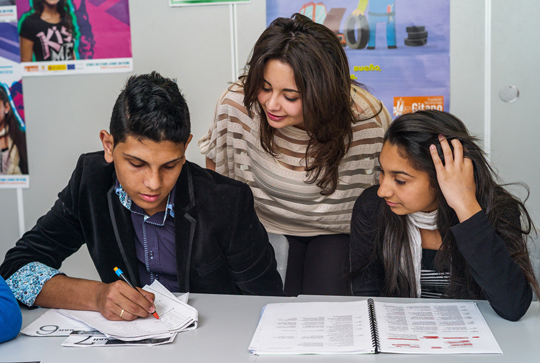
114, 266, 159, 319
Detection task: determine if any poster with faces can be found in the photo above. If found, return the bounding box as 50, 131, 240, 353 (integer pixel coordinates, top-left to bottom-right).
0, 10, 28, 186
17, 0, 133, 77
0, 27, 29, 188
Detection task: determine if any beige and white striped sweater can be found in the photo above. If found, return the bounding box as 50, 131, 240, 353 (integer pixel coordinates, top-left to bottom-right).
199, 85, 391, 236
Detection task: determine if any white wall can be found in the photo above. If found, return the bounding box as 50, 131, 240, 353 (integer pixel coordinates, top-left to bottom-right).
1, 0, 538, 280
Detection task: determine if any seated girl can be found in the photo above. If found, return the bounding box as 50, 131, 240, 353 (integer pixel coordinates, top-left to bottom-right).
350, 110, 539, 321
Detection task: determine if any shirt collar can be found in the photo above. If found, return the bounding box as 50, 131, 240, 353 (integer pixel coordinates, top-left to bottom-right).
115, 180, 175, 218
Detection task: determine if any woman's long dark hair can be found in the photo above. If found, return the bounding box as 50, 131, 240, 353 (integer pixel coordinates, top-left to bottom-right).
242, 13, 381, 195
376, 110, 539, 299
0, 85, 28, 174
30, 0, 74, 32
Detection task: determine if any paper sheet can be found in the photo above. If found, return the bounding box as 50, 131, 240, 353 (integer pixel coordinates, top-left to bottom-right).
23, 280, 197, 345
22, 309, 93, 337
375, 301, 502, 354
58, 280, 197, 341
249, 300, 374, 355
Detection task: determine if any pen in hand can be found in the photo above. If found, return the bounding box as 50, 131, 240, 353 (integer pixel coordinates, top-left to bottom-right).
114, 266, 160, 319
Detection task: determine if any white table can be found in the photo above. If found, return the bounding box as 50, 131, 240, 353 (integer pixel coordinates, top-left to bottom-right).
0, 294, 538, 363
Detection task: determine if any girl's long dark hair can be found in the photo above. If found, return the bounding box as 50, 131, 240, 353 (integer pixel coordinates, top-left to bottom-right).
376, 110, 539, 299
0, 86, 28, 174
31, 0, 74, 32
242, 13, 381, 195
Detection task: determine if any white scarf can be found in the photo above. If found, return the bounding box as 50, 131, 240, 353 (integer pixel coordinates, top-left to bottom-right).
406, 210, 438, 297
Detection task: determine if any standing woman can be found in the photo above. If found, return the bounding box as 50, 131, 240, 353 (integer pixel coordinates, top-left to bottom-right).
19, 0, 77, 62
350, 110, 539, 321
200, 13, 391, 296
0, 85, 27, 175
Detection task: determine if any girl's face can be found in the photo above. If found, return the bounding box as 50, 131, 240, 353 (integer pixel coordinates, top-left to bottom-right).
257, 59, 304, 129
377, 142, 438, 215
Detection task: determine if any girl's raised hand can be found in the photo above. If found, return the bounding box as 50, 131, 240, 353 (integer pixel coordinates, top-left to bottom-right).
429, 135, 482, 222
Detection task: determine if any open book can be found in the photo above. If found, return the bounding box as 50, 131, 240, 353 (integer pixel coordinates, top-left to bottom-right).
249, 299, 502, 355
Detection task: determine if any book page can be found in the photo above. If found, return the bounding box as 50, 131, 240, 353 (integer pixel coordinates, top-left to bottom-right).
375, 301, 502, 354
248, 300, 374, 355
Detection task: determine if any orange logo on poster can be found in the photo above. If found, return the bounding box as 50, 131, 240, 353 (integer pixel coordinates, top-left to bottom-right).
393, 96, 444, 116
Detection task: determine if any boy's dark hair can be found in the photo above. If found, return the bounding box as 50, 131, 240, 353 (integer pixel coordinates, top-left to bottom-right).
110, 71, 191, 146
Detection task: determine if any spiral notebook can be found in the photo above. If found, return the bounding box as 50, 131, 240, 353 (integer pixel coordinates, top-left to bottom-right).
248, 299, 502, 355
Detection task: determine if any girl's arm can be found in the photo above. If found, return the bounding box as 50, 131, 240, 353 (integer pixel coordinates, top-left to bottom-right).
450, 209, 532, 321
431, 136, 532, 320
20, 37, 34, 62
206, 157, 216, 171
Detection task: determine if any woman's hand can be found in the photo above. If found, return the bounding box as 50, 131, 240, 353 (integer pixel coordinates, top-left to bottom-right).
429, 135, 482, 222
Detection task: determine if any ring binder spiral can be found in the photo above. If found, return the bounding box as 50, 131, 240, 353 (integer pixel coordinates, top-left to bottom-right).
367, 298, 380, 353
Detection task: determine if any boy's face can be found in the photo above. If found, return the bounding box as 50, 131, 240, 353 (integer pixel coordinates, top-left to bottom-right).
101, 131, 192, 216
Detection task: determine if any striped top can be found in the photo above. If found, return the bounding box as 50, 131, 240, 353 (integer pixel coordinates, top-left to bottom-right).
199, 84, 391, 236
420, 249, 451, 298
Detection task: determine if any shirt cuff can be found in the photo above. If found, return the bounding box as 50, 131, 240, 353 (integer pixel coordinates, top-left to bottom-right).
6, 262, 64, 307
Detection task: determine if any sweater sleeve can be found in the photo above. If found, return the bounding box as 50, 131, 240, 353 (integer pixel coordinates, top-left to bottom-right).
198, 85, 248, 181
451, 210, 532, 321
350, 186, 385, 296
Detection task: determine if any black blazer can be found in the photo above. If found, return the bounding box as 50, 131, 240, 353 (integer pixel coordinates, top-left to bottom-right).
0, 152, 283, 296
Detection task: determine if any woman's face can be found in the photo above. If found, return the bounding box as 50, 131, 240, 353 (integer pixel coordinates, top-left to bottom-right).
257, 59, 304, 129
377, 142, 438, 215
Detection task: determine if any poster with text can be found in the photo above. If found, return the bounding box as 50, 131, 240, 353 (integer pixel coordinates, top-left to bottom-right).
267, 0, 450, 117
0, 19, 28, 187
17, 0, 132, 77
0, 0, 17, 23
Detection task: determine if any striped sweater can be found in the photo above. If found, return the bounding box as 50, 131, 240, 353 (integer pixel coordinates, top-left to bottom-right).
199, 84, 391, 236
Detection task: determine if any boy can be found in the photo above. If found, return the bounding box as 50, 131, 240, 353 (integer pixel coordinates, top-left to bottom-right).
0, 72, 283, 320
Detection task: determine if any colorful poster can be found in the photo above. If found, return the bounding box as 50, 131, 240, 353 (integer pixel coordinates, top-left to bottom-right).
16, 0, 132, 76
0, 1, 17, 23
0, 19, 28, 187
266, 0, 450, 117
170, 0, 250, 5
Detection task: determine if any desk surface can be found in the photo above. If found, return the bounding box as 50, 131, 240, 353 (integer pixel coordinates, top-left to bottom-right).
0, 294, 538, 363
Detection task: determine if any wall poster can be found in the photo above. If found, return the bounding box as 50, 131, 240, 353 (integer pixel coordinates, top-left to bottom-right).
267, 0, 450, 117
17, 0, 132, 77
0, 17, 27, 187
0, 0, 17, 23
